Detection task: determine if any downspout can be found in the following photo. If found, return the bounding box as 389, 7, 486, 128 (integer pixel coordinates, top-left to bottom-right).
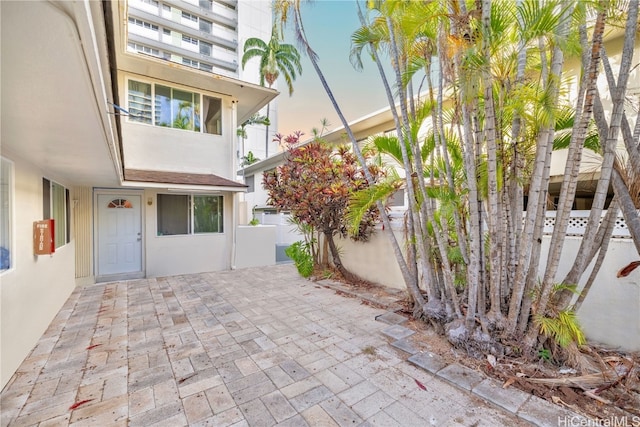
230, 100, 239, 270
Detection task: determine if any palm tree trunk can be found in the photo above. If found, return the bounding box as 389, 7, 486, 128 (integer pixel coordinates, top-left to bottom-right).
325, 232, 359, 283
355, 4, 437, 307
611, 168, 640, 254
434, 22, 469, 266
560, 198, 619, 309
458, 88, 482, 330
523, 5, 603, 352
516, 188, 551, 334
560, 10, 612, 287
506, 31, 567, 336
481, 0, 504, 323
290, 3, 425, 310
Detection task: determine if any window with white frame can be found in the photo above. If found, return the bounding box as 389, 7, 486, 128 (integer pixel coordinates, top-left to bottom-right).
157, 194, 223, 236
127, 42, 160, 57
128, 80, 153, 124
128, 17, 158, 31
43, 178, 70, 249
127, 79, 222, 135
182, 35, 198, 46
199, 18, 212, 34
155, 84, 200, 131
182, 11, 198, 22
1, 158, 12, 271
200, 41, 212, 57
182, 58, 199, 68
245, 175, 255, 193
202, 95, 222, 135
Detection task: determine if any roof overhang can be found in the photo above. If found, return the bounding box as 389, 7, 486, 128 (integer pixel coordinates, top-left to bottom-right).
1, 1, 123, 187
123, 169, 247, 193
239, 104, 397, 176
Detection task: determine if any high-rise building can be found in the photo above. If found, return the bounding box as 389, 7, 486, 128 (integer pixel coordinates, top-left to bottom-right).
126, 0, 242, 77
126, 0, 279, 159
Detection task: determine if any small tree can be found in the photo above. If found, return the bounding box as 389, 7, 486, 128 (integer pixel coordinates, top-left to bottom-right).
264, 133, 385, 281
242, 25, 302, 157
240, 151, 260, 167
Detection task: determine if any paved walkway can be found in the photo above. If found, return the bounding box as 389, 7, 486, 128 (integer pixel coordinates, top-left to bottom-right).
2, 265, 566, 426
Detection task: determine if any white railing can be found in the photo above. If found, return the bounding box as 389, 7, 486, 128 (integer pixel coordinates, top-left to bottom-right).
543, 210, 634, 238
259, 213, 300, 245
260, 210, 636, 241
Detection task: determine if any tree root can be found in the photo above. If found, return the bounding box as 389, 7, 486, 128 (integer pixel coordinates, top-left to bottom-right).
445, 319, 504, 358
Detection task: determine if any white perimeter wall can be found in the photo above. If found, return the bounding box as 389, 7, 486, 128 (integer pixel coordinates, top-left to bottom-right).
1, 154, 76, 389
538, 236, 639, 351
235, 225, 276, 269
142, 189, 234, 277
335, 229, 640, 351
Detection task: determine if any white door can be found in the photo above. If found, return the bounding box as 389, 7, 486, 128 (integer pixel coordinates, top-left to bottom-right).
97, 194, 142, 277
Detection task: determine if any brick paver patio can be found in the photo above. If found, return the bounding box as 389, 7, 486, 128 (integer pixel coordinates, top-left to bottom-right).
1, 265, 528, 426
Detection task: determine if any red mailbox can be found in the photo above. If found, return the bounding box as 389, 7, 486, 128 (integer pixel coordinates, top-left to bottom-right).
33, 219, 55, 255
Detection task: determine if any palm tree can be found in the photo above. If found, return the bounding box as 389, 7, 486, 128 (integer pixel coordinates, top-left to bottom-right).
242, 26, 301, 157
273, 0, 427, 315
237, 114, 270, 183
240, 151, 260, 167
276, 0, 639, 360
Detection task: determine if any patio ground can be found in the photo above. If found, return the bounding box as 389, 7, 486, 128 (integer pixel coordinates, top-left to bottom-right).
2, 264, 568, 426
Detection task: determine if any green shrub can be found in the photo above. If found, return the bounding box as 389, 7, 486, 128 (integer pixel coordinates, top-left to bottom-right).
285, 241, 314, 278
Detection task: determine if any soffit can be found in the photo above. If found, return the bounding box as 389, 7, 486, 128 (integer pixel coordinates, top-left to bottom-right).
0, 1, 121, 187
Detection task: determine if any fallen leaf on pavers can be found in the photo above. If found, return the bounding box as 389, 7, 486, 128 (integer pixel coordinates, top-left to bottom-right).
69, 399, 94, 410
617, 260, 640, 277
414, 379, 427, 391
86, 344, 102, 350
178, 373, 197, 384
503, 377, 516, 389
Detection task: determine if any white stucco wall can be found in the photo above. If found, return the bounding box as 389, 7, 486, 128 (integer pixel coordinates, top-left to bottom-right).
1, 154, 76, 389
235, 225, 276, 269
335, 226, 407, 290
142, 189, 234, 277
122, 122, 232, 175
335, 223, 640, 350
119, 74, 236, 177
241, 171, 270, 221
538, 236, 640, 351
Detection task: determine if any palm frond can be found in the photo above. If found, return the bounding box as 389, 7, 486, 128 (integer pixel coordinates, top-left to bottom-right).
346, 180, 399, 235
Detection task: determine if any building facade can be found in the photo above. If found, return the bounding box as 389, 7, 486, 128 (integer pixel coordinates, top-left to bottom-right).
0, 0, 277, 389
125, 0, 280, 161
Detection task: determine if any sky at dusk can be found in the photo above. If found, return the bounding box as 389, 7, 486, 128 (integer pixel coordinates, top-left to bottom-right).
273, 0, 392, 138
